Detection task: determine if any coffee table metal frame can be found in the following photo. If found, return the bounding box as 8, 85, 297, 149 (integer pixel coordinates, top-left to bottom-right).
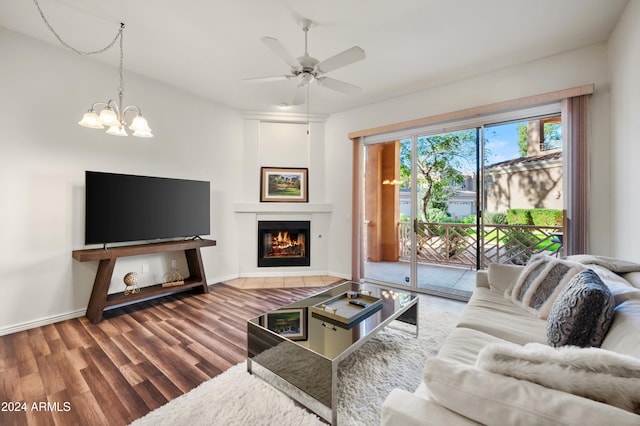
247, 282, 418, 425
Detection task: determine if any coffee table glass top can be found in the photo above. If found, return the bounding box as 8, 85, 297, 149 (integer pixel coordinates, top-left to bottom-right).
249, 281, 417, 359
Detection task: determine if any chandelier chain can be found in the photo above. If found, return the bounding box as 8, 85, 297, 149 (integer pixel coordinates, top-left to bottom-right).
32, 0, 122, 57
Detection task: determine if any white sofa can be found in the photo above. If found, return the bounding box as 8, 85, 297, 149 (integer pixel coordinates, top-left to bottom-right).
381, 256, 640, 425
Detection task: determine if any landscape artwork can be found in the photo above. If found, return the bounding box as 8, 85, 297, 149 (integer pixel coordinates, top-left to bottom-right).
264, 308, 307, 341
260, 167, 308, 202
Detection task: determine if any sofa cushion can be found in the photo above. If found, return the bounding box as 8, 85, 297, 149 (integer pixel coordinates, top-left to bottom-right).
435, 326, 515, 365
381, 388, 480, 426
547, 269, 615, 347
588, 265, 640, 305
600, 299, 640, 359
457, 288, 548, 345
510, 256, 585, 319
476, 342, 640, 414
622, 271, 640, 289
423, 357, 640, 425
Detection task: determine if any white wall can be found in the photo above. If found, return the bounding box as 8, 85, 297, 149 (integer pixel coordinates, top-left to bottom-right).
0, 28, 243, 333
325, 43, 613, 276
608, 0, 640, 262
234, 118, 337, 277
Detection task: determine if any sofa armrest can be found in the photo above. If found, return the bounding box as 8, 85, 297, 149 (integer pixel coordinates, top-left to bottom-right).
381, 388, 480, 426
475, 270, 490, 289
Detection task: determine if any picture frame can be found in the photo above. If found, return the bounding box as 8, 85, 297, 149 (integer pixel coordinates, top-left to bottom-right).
260, 167, 308, 203
263, 308, 307, 341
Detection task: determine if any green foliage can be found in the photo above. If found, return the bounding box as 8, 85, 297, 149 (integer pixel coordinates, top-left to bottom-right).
399, 213, 410, 222
400, 130, 477, 222
516, 124, 528, 157
426, 208, 449, 223
507, 209, 563, 226
507, 209, 533, 225
484, 212, 507, 224
503, 208, 563, 264
530, 209, 563, 226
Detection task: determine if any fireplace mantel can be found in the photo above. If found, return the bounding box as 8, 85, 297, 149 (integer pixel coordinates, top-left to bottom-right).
233, 203, 333, 214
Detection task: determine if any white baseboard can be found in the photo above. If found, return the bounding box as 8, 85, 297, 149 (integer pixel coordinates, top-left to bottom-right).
0, 309, 86, 336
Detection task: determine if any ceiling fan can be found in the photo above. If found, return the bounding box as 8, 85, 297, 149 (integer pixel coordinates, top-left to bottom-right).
244, 19, 366, 106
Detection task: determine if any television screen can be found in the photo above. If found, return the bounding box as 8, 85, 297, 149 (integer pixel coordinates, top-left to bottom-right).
85, 171, 210, 245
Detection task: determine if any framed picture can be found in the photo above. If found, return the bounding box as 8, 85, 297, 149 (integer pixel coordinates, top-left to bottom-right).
260, 167, 308, 203
263, 308, 307, 341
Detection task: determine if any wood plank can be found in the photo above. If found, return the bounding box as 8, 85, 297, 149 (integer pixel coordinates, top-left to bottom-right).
72, 239, 216, 262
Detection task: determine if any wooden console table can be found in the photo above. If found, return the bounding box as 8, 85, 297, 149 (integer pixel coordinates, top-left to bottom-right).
72, 239, 216, 323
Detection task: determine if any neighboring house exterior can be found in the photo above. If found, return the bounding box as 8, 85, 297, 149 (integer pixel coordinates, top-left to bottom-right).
484, 117, 563, 213
484, 150, 563, 213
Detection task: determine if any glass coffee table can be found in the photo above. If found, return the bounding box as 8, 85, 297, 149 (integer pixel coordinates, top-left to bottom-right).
247, 281, 418, 425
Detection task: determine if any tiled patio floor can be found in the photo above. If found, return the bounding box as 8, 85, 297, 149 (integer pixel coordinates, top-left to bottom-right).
364, 260, 476, 298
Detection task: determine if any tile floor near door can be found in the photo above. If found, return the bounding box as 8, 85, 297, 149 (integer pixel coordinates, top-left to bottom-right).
224, 275, 344, 289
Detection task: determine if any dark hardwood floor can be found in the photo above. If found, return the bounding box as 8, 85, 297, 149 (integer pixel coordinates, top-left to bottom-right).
0, 284, 329, 426
0, 282, 466, 426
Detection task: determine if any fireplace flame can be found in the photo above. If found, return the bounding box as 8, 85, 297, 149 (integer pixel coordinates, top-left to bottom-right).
268, 231, 305, 257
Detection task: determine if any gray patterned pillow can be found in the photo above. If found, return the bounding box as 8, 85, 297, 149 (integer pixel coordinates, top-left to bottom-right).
547, 269, 615, 347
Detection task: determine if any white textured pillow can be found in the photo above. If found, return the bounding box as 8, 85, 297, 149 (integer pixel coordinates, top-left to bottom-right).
476, 342, 640, 414
487, 263, 523, 294
423, 357, 640, 426
510, 255, 585, 318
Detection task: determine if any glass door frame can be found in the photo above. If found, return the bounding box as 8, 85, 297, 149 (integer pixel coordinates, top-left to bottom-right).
356, 102, 566, 297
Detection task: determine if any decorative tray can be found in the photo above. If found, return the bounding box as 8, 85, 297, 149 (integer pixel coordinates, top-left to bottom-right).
310, 292, 383, 329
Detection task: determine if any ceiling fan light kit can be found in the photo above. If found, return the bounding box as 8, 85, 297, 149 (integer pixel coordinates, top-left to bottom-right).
245, 18, 366, 107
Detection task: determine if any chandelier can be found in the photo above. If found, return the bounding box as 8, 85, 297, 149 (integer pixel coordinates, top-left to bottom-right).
77, 24, 153, 137
33, 0, 153, 137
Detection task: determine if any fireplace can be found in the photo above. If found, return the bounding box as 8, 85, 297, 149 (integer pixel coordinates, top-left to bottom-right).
258, 221, 310, 267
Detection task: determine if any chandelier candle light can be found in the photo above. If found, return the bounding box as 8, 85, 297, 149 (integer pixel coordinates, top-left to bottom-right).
33, 0, 152, 137
77, 24, 153, 137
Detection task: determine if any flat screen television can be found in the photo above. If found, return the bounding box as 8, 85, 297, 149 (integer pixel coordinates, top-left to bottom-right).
85, 171, 210, 245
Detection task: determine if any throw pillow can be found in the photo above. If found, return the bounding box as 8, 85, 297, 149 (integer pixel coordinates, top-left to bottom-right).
510, 255, 585, 319
547, 269, 615, 347
476, 342, 640, 415
423, 357, 640, 425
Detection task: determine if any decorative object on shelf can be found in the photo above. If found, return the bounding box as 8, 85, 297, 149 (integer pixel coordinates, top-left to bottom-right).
162, 268, 185, 288
32, 0, 153, 138
260, 167, 308, 202
123, 272, 140, 295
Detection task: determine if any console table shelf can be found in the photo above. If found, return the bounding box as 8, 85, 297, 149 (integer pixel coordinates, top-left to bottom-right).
73, 239, 216, 323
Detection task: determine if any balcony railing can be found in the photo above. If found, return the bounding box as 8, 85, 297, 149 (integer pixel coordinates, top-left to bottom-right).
398, 221, 563, 269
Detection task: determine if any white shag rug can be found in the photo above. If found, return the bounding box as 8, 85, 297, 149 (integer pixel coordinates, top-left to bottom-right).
130, 309, 459, 426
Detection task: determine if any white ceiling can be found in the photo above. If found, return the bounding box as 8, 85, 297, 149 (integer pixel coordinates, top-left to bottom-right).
0, 0, 629, 115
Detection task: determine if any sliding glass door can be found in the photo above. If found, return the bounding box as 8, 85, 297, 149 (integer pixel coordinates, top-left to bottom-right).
360, 104, 566, 301
363, 128, 479, 299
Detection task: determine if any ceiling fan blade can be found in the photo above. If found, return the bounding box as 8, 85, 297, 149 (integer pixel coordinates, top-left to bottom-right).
317, 77, 361, 95
316, 46, 365, 73
261, 37, 300, 69
292, 86, 306, 105
243, 75, 293, 84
